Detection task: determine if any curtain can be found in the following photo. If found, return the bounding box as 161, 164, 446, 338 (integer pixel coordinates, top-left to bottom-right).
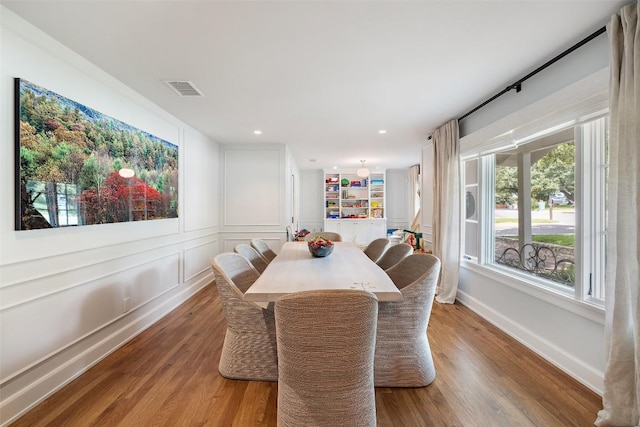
432, 120, 461, 304
596, 2, 640, 426
409, 164, 421, 232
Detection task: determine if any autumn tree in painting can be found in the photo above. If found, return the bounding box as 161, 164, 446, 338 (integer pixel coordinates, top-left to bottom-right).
78, 171, 166, 224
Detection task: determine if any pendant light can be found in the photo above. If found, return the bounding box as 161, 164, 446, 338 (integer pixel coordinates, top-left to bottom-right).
357, 160, 370, 178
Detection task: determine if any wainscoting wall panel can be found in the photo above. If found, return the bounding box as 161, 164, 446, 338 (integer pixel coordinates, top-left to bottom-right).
0, 252, 180, 382
223, 148, 282, 227
183, 239, 217, 283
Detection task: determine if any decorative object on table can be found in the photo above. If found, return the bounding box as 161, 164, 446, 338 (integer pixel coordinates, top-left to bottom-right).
294, 228, 310, 241
304, 231, 343, 242
307, 237, 334, 257
14, 78, 179, 230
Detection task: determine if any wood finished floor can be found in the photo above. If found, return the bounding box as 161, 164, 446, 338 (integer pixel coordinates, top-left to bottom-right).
10, 284, 602, 426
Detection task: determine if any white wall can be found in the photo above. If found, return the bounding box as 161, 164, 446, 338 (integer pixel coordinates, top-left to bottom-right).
218, 143, 294, 252
0, 8, 220, 424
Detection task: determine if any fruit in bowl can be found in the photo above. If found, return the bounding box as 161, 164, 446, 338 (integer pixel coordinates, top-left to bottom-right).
307, 237, 334, 257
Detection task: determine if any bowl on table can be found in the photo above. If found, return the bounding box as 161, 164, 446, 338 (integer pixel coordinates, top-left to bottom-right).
307, 237, 334, 257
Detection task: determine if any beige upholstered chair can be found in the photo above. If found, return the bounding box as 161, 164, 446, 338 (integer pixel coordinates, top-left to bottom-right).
363, 237, 391, 263
376, 243, 413, 270
275, 290, 378, 426
234, 243, 269, 274
374, 253, 441, 387
211, 253, 278, 381
250, 238, 277, 263
303, 231, 342, 242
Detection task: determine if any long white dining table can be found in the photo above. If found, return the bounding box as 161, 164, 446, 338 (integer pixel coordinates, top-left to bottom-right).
244, 241, 403, 302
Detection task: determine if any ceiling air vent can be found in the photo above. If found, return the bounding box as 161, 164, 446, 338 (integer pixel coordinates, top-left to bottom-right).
164, 80, 204, 97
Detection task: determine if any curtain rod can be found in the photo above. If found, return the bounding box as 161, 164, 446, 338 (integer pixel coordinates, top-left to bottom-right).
458, 25, 607, 121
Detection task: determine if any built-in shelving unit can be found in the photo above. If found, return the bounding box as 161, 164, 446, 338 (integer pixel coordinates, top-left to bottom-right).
324, 171, 386, 219
323, 170, 387, 245
368, 172, 385, 219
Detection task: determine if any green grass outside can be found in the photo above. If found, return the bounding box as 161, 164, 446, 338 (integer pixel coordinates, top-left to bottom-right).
500, 234, 575, 247
532, 234, 575, 247
495, 218, 557, 224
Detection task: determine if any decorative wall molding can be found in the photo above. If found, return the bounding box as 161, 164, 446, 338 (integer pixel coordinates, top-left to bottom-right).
222, 146, 283, 227
0, 251, 180, 310
183, 239, 217, 283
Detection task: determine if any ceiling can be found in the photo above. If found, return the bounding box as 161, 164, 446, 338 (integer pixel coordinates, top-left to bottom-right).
1, 1, 628, 171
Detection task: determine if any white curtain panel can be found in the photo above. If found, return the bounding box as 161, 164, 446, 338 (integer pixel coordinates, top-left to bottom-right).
596, 2, 640, 426
432, 119, 461, 304
409, 164, 421, 231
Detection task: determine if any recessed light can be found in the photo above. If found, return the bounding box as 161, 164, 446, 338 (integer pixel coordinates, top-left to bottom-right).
254, 130, 262, 135
378, 130, 387, 134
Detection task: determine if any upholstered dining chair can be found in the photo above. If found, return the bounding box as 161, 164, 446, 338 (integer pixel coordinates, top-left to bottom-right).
376, 243, 413, 270
303, 231, 342, 242
211, 252, 278, 381
234, 243, 269, 274
363, 237, 391, 263
275, 289, 378, 426
250, 238, 277, 263
374, 253, 441, 387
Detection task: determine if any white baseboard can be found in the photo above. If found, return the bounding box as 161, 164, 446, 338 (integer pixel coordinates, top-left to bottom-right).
455, 289, 604, 395
0, 274, 212, 427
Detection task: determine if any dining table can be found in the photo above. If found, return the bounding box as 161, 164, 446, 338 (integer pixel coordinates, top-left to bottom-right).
244, 241, 403, 302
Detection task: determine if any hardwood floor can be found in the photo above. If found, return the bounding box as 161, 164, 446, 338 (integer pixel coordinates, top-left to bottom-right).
10, 284, 602, 426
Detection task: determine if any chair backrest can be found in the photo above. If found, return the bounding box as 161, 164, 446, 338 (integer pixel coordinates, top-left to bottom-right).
364, 237, 390, 263
304, 231, 342, 242
385, 253, 441, 291
250, 239, 277, 263
376, 243, 413, 270
234, 243, 269, 274
275, 289, 378, 426
211, 252, 260, 295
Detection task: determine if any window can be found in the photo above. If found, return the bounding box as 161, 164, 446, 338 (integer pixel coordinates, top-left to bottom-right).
463, 115, 608, 306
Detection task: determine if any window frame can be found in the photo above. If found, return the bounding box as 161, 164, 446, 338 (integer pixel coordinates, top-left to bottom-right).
459, 71, 609, 320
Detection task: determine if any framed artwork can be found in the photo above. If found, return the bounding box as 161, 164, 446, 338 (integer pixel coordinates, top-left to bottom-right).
14, 78, 179, 230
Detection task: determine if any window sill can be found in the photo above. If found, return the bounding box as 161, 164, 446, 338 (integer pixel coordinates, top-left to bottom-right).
460, 259, 605, 325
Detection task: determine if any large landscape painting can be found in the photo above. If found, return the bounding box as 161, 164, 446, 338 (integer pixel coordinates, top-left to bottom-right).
15, 78, 179, 230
